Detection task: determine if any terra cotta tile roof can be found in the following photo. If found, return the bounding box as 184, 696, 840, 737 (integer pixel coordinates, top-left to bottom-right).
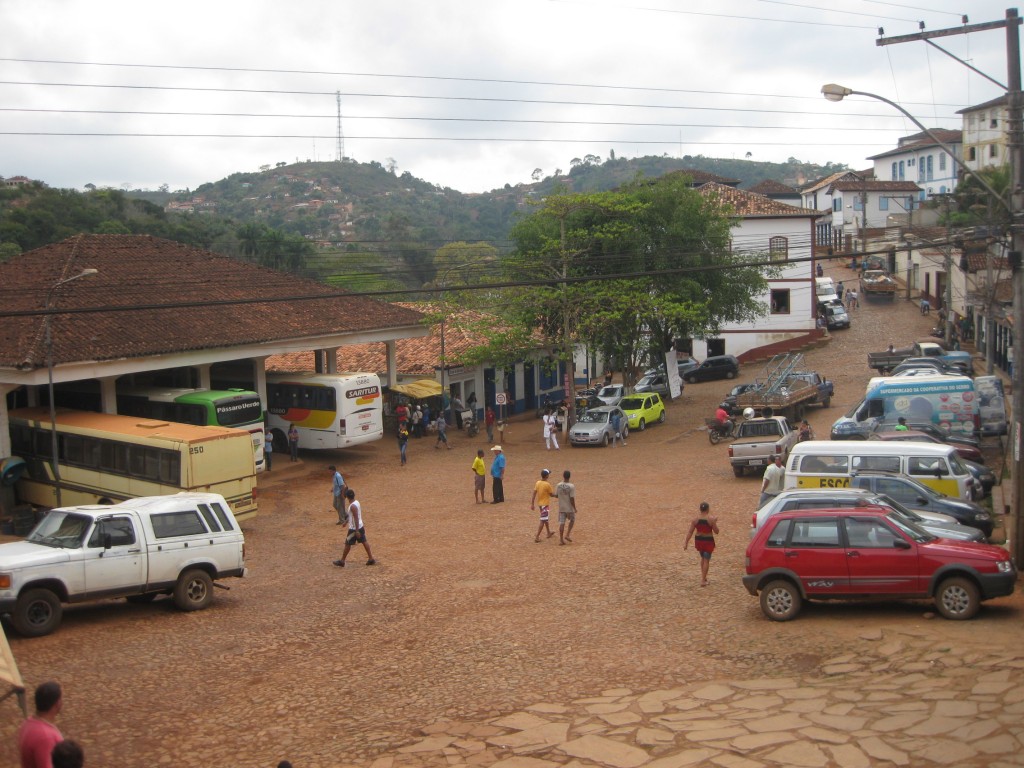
0, 234, 425, 370
746, 180, 797, 196
267, 304, 503, 377
698, 182, 819, 218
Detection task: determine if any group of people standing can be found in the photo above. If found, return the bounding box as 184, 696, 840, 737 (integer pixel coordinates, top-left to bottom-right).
16, 681, 85, 768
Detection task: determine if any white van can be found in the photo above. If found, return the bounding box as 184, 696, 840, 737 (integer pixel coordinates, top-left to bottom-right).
784, 440, 974, 500
815, 277, 838, 303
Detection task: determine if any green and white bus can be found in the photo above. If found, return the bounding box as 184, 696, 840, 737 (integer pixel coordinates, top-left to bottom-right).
117, 388, 267, 472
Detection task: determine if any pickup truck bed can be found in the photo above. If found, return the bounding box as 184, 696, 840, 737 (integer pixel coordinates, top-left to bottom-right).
728, 416, 799, 477
735, 373, 833, 420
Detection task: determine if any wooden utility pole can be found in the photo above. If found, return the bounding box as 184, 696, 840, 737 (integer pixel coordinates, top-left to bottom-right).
882, 10, 1023, 560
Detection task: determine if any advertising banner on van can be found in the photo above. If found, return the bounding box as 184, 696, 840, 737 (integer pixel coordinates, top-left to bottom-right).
873, 379, 976, 434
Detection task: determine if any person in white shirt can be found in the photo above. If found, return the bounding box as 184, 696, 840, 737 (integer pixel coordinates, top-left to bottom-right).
543, 409, 560, 451
759, 455, 786, 508
333, 488, 376, 567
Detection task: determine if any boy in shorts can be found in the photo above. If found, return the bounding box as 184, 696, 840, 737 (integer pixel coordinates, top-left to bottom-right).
530, 469, 555, 542
556, 469, 577, 544
333, 488, 376, 567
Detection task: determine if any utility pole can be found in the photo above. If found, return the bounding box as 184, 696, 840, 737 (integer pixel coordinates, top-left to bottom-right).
881, 10, 1022, 559
336, 91, 345, 163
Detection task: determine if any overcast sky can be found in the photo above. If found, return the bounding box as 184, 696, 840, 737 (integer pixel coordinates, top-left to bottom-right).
0, 0, 1014, 194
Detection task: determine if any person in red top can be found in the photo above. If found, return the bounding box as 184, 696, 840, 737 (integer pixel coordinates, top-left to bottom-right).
395, 402, 409, 428
683, 502, 720, 588
484, 406, 496, 443
18, 681, 64, 768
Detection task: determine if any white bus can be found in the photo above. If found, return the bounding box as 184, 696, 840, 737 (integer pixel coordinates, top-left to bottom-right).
9, 407, 259, 520
265, 372, 383, 451
117, 387, 267, 472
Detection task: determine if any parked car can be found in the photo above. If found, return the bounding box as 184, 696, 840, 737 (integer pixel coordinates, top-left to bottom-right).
751, 488, 985, 543
677, 359, 700, 378
848, 471, 993, 537
683, 355, 740, 383
743, 506, 1016, 621
620, 393, 666, 432
963, 458, 996, 499
568, 405, 627, 446
890, 357, 967, 377
871, 420, 979, 450
595, 384, 626, 407
720, 383, 758, 416
869, 430, 985, 464
633, 373, 672, 399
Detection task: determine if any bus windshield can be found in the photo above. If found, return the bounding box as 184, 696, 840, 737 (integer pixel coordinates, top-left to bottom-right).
212, 395, 263, 428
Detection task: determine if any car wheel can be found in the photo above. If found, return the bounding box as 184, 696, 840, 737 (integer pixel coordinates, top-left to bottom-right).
601, 432, 609, 447
726, 370, 736, 379
173, 569, 214, 612
659, 410, 666, 423
934, 576, 980, 620
13, 588, 63, 637
822, 396, 831, 408
732, 465, 744, 478
759, 579, 801, 621
684, 375, 694, 384
638, 419, 646, 432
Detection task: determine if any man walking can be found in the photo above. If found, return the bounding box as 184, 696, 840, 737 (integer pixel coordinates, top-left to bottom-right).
18, 681, 63, 768
556, 469, 577, 545
288, 423, 299, 461
543, 409, 560, 451
490, 445, 506, 503
531, 469, 556, 541
263, 429, 273, 471
485, 406, 496, 443
471, 449, 487, 503
759, 455, 786, 508
435, 411, 451, 449
333, 488, 376, 567
611, 409, 626, 447
330, 465, 347, 525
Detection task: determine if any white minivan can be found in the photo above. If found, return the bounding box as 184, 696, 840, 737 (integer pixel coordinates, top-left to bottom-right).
784, 440, 974, 501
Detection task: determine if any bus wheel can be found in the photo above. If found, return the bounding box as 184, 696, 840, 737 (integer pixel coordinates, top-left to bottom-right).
13, 588, 63, 637
174, 569, 214, 612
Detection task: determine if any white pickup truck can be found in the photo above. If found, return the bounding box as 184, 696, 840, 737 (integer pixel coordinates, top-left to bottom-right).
727, 416, 799, 478
0, 492, 246, 637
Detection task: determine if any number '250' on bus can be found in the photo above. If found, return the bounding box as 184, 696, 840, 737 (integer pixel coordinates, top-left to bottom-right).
9, 407, 259, 520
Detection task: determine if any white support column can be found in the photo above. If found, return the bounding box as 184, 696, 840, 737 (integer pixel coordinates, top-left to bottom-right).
196, 364, 212, 390
99, 377, 118, 414
253, 358, 269, 412
384, 341, 398, 387
0, 384, 17, 458
325, 347, 339, 374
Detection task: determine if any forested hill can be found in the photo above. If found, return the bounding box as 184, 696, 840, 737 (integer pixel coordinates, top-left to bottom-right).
1, 153, 846, 290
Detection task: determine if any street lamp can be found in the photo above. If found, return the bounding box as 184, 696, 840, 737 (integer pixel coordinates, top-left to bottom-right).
821, 84, 1011, 214
45, 268, 98, 507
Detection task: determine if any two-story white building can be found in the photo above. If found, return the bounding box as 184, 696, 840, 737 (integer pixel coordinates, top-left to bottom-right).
799, 170, 865, 250
868, 129, 962, 199
957, 95, 1009, 172
694, 183, 822, 361
828, 179, 922, 249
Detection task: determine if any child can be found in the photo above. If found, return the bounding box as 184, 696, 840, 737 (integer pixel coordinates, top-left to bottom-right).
530, 469, 556, 542
683, 501, 719, 587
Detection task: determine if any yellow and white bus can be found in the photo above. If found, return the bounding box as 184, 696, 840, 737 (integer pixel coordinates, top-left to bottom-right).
8, 407, 258, 520
265, 372, 383, 450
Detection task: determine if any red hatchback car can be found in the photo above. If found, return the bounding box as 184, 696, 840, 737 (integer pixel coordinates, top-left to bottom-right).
743, 506, 1016, 621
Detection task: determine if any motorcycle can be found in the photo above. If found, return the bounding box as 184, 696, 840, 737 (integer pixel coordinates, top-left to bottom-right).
705, 417, 736, 445
461, 409, 479, 437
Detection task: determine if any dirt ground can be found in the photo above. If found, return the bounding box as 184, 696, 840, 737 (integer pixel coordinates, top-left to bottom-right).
2, 262, 1023, 768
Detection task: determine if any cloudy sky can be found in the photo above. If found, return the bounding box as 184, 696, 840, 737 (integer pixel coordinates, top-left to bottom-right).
0, 0, 1013, 194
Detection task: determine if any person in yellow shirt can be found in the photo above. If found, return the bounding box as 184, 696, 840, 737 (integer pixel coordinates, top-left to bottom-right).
471, 449, 486, 503
531, 469, 556, 542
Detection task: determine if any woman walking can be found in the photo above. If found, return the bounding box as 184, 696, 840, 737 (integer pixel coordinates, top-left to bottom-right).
683, 501, 719, 587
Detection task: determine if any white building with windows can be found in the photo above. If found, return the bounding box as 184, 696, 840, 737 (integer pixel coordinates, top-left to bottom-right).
828, 179, 922, 246
957, 95, 1009, 171
695, 183, 822, 361
868, 129, 962, 199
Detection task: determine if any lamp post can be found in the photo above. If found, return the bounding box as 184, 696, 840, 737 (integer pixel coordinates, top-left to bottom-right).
45, 268, 98, 507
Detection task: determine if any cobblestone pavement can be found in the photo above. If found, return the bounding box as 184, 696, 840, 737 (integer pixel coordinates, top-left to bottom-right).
1, 262, 1022, 767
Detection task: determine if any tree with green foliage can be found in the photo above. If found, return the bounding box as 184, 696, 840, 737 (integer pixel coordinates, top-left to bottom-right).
945, 165, 1011, 230
472, 176, 768, 400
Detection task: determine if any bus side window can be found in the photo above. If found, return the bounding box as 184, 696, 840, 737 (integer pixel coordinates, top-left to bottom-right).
908, 457, 946, 476
853, 455, 900, 472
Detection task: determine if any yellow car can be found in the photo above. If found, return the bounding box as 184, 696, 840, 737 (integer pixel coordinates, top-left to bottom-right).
620, 393, 666, 432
